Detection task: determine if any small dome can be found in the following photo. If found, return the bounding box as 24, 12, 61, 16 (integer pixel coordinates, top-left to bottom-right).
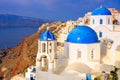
92, 7, 111, 15
67, 25, 98, 44
40, 30, 56, 40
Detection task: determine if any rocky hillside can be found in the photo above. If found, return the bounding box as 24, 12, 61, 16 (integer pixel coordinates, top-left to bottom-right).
0, 21, 63, 79
0, 14, 52, 27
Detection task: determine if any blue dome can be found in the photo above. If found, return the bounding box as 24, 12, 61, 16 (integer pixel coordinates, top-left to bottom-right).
67, 26, 98, 44
92, 7, 111, 15
40, 30, 56, 40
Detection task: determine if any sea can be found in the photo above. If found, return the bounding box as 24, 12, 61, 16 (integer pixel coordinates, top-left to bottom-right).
0, 26, 38, 49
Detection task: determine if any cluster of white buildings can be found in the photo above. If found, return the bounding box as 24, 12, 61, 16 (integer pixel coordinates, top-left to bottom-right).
25, 6, 120, 80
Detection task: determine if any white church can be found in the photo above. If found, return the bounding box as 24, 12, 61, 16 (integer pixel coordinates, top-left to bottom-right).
25, 7, 120, 80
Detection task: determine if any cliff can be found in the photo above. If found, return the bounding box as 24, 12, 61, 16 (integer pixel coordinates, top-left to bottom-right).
0, 21, 63, 79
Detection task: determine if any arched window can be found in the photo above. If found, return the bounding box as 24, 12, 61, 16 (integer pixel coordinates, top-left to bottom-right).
99, 31, 102, 38
93, 19, 95, 24
49, 43, 52, 53
91, 53, 93, 59
100, 19, 103, 24
91, 49, 94, 59
108, 18, 110, 24
77, 49, 81, 59
42, 43, 46, 53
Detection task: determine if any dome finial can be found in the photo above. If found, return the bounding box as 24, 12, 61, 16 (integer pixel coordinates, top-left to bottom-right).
47, 27, 50, 30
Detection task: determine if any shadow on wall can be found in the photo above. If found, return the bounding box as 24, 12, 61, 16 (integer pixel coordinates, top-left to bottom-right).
115, 61, 120, 68
116, 45, 120, 51
100, 38, 114, 62
100, 39, 107, 58
56, 57, 69, 74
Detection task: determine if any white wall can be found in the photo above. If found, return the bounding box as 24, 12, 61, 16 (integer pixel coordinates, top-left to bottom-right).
87, 43, 100, 62
90, 15, 113, 30
65, 42, 100, 65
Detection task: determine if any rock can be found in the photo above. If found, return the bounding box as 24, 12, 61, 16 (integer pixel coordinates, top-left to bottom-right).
0, 59, 2, 64
0, 48, 11, 58
0, 77, 4, 80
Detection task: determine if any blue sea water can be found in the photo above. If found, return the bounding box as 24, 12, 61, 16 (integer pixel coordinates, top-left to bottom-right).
0, 27, 38, 49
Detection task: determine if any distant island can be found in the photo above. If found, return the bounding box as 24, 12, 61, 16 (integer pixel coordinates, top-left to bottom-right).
0, 14, 52, 27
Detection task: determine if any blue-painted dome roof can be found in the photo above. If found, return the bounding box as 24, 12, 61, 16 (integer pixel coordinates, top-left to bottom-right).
40, 30, 56, 40
92, 7, 111, 15
67, 25, 98, 44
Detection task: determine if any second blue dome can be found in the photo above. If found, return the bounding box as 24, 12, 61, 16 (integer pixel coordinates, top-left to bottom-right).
92, 7, 111, 15
67, 25, 99, 44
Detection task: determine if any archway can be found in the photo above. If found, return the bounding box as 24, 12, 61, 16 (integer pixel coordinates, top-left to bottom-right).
40, 55, 49, 71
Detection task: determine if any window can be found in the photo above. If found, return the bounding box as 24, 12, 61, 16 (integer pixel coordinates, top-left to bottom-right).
49, 43, 52, 53
42, 43, 46, 53
100, 19, 103, 24
91, 49, 94, 59
99, 31, 102, 38
93, 19, 95, 24
108, 18, 110, 24
77, 49, 81, 59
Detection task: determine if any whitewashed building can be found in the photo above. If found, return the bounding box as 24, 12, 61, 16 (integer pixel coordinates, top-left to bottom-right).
25, 7, 120, 80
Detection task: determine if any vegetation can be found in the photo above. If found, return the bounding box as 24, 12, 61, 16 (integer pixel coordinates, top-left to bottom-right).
94, 66, 120, 80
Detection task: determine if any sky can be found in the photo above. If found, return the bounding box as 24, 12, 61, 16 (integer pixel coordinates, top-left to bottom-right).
0, 0, 120, 21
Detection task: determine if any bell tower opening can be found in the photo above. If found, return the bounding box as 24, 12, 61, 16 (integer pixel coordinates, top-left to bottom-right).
49, 43, 52, 53
42, 43, 46, 53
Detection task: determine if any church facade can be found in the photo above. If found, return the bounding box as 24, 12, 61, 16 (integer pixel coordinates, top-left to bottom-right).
25, 7, 120, 80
